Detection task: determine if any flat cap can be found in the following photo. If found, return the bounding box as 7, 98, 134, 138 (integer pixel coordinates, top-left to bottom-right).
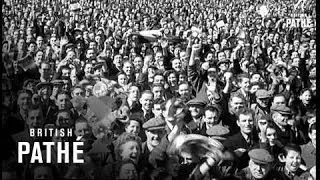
255, 89, 270, 99
51, 79, 64, 86
248, 148, 274, 164
65, 43, 74, 50
206, 125, 230, 140
186, 97, 207, 107
35, 82, 53, 91
143, 116, 166, 130
271, 105, 292, 115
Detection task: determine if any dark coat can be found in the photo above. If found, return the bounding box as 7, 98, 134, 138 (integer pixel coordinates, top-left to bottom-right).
223, 132, 259, 171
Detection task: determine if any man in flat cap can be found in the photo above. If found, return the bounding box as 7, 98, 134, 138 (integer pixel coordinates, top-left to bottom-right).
270, 104, 305, 145
235, 148, 284, 180
251, 89, 271, 128
140, 116, 167, 179
185, 96, 207, 134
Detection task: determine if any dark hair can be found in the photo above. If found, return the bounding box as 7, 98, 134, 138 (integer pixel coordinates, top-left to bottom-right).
237, 107, 254, 119
204, 105, 221, 117
281, 143, 302, 157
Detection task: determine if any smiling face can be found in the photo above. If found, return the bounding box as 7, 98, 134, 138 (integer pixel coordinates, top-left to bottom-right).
125, 120, 141, 135
120, 141, 141, 164
299, 90, 312, 105
284, 150, 301, 173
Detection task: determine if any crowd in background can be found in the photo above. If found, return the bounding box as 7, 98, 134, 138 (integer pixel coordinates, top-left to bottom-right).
2, 0, 316, 179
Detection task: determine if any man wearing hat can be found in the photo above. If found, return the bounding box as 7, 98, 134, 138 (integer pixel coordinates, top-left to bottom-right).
251, 89, 271, 126
185, 96, 207, 134
206, 124, 230, 142
140, 116, 167, 179
235, 148, 284, 179
270, 105, 302, 145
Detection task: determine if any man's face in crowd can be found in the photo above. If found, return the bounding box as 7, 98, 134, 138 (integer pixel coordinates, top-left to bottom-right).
172, 59, 182, 72
273, 112, 289, 127
168, 73, 177, 85
36, 36, 44, 47
128, 86, 140, 102
152, 86, 164, 100
86, 49, 95, 59
118, 74, 128, 86
174, 47, 181, 58
72, 87, 84, 97
50, 37, 56, 46
145, 128, 165, 147
75, 121, 90, 137
113, 54, 123, 67
188, 104, 202, 118
56, 94, 70, 110
299, 90, 312, 105
123, 62, 133, 75
248, 160, 271, 179
283, 150, 301, 174
84, 63, 93, 76
56, 111, 72, 128
125, 120, 140, 136
203, 110, 219, 128
272, 96, 286, 106
89, 41, 97, 50
309, 49, 316, 59
35, 51, 44, 65
133, 56, 143, 71
178, 84, 190, 98
39, 63, 51, 79
229, 96, 244, 114
155, 52, 164, 63
27, 109, 44, 128
39, 86, 52, 100
239, 77, 250, 92
217, 52, 226, 61
237, 113, 253, 134
140, 93, 154, 111
28, 43, 36, 52
17, 39, 25, 50
152, 103, 163, 117
154, 75, 165, 85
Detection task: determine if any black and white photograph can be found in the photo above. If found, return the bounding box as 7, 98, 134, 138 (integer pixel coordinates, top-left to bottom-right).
1, 0, 317, 179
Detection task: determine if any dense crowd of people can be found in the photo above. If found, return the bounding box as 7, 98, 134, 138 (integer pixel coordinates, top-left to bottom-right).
2, 0, 316, 179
